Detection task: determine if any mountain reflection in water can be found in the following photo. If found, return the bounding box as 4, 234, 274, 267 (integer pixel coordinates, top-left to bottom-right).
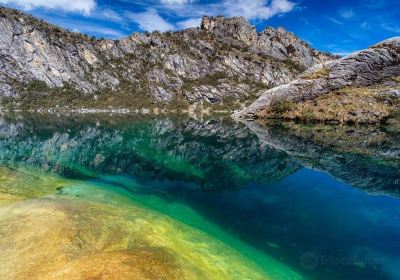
0, 113, 399, 280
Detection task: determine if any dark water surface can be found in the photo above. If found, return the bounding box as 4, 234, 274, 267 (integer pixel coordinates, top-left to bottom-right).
0, 113, 399, 280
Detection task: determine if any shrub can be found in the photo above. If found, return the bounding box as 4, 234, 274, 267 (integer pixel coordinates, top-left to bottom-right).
21, 80, 49, 92
392, 76, 400, 83
283, 59, 306, 73
181, 72, 227, 91
302, 107, 317, 122
304, 67, 330, 80
269, 97, 295, 114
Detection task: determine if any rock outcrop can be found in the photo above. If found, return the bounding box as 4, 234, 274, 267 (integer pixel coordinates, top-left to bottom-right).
0, 7, 333, 108
236, 37, 400, 120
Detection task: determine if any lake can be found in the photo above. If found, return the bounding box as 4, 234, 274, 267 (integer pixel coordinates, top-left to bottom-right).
0, 113, 399, 280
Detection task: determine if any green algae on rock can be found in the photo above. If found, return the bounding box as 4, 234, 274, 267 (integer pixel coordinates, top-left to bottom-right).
0, 167, 305, 280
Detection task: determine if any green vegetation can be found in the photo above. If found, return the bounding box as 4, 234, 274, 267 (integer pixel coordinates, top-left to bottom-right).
385, 108, 400, 132
282, 59, 306, 73
1, 80, 157, 111
18, 80, 49, 92
269, 97, 295, 114
301, 107, 317, 123
1, 79, 256, 113
182, 72, 228, 91
392, 76, 400, 83
166, 94, 191, 111
264, 86, 398, 124
303, 67, 330, 79
209, 96, 242, 111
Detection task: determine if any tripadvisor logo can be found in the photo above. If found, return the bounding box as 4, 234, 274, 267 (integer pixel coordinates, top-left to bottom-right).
300, 252, 383, 271
300, 252, 318, 270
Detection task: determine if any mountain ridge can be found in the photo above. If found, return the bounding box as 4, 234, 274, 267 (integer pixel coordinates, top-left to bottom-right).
0, 6, 334, 110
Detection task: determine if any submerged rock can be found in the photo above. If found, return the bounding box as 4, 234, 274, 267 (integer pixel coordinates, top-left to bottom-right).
0, 167, 302, 280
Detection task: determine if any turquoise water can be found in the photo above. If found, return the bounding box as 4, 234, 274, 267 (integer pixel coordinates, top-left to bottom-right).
0, 113, 399, 280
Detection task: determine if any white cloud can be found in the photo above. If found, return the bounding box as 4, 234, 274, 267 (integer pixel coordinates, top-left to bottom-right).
80, 26, 128, 38
360, 22, 369, 29
100, 9, 124, 23
160, 0, 192, 4
177, 17, 201, 29
44, 16, 128, 38
326, 17, 343, 25
332, 51, 351, 56
340, 9, 355, 19
382, 23, 400, 33
223, 0, 296, 20
361, 0, 386, 9
157, 0, 295, 21
126, 9, 175, 32
0, 0, 96, 15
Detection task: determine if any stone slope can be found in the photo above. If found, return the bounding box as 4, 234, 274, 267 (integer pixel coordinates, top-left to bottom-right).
0, 7, 333, 108
236, 37, 400, 120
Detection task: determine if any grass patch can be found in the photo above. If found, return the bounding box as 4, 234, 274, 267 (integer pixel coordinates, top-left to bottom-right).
182, 72, 227, 92
303, 67, 330, 80
208, 96, 242, 111
280, 86, 395, 124
2, 80, 157, 111
392, 76, 400, 83
385, 108, 400, 130
282, 59, 306, 73
269, 97, 295, 115
1, 79, 252, 113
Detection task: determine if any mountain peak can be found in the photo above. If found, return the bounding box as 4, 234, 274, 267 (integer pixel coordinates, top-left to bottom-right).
200, 15, 257, 46
200, 16, 252, 31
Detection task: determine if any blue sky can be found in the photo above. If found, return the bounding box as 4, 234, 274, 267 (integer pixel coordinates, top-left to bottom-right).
0, 0, 399, 55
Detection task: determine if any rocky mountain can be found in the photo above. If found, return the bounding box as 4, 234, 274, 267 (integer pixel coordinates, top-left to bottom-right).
0, 7, 333, 109
236, 37, 400, 124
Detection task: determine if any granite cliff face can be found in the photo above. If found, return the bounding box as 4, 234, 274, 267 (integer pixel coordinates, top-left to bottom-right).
237, 37, 400, 123
0, 7, 333, 108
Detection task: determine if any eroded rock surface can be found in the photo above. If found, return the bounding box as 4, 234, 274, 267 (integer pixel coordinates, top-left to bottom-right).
0, 7, 333, 105
237, 37, 400, 119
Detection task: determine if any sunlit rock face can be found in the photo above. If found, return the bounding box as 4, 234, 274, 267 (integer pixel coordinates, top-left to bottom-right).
237, 37, 400, 119
0, 7, 333, 103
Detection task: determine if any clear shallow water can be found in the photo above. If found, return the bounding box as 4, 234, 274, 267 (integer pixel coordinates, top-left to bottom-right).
0, 113, 400, 280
